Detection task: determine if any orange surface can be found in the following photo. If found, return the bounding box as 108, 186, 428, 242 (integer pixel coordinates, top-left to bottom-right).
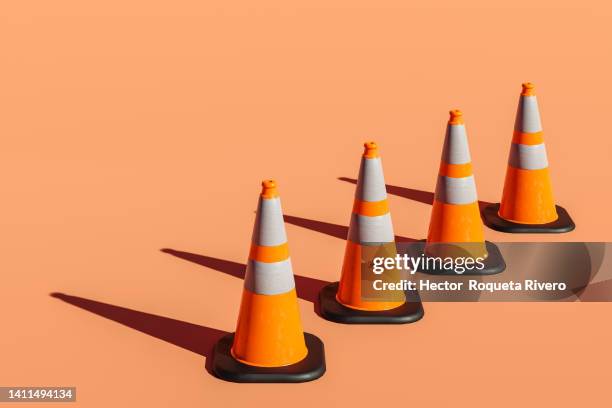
499, 166, 559, 224
352, 198, 390, 216
232, 289, 307, 367
2, 1, 612, 407
427, 201, 487, 243
248, 242, 290, 263
337, 241, 405, 310
512, 130, 544, 145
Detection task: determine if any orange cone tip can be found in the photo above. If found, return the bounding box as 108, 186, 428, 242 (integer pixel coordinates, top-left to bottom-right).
261, 179, 279, 198
363, 141, 379, 158
521, 82, 536, 96
448, 109, 464, 125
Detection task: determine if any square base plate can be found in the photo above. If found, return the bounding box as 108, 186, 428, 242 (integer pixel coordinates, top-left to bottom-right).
482, 203, 575, 233
318, 282, 424, 324
211, 332, 325, 383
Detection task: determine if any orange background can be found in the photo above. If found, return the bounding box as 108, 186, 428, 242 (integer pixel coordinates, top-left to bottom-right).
2, 1, 612, 407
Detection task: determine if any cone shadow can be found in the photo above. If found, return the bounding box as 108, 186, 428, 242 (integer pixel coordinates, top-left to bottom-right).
283, 214, 418, 243
337, 177, 493, 211
50, 292, 228, 375
283, 215, 348, 240
574, 279, 612, 301
160, 249, 329, 305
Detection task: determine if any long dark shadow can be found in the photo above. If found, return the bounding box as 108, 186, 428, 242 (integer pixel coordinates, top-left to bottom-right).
283, 214, 418, 243
338, 177, 434, 204
50, 293, 227, 374
283, 215, 348, 240
574, 279, 612, 301
160, 249, 329, 304
337, 177, 494, 210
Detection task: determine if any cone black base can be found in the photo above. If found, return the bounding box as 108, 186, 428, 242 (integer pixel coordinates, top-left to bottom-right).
482, 203, 575, 233
318, 282, 424, 324
414, 240, 506, 275
211, 332, 325, 383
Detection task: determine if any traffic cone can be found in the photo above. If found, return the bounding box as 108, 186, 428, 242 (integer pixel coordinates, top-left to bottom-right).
482, 83, 575, 233
211, 180, 325, 383
418, 110, 505, 275
318, 142, 424, 324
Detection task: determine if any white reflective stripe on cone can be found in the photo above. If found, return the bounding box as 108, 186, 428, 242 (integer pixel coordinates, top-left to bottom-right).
348, 212, 395, 243
441, 124, 471, 164
435, 175, 478, 205
515, 95, 542, 133
508, 143, 549, 170
244, 258, 296, 295
251, 197, 288, 247
355, 157, 387, 202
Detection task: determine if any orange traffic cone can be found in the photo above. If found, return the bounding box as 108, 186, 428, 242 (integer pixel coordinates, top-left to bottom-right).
482, 83, 575, 233
319, 142, 424, 324
211, 180, 325, 382
419, 110, 505, 275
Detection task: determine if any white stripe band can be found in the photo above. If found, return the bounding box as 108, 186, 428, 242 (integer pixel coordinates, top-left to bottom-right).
441, 124, 471, 164
355, 157, 388, 202
244, 258, 296, 295
251, 197, 287, 246
435, 175, 478, 205
508, 143, 549, 170
515, 95, 542, 133
348, 212, 395, 243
